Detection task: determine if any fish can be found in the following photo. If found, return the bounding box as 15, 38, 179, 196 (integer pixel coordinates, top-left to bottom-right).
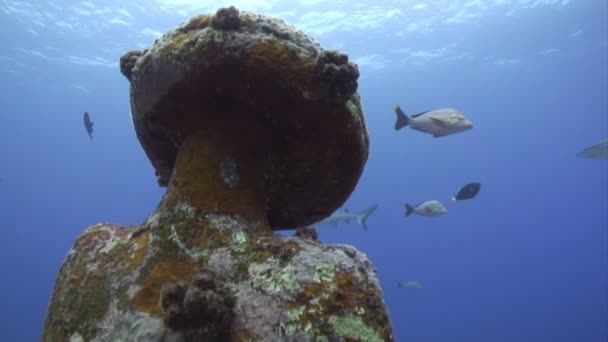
577, 139, 608, 160
397, 281, 422, 290
405, 200, 447, 217
313, 204, 379, 231
83, 112, 94, 140
393, 105, 473, 137
451, 182, 481, 202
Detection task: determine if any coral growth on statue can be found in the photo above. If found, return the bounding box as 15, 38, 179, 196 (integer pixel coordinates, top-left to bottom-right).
43, 6, 393, 341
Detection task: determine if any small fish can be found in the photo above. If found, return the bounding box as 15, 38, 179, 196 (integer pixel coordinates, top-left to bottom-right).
577, 139, 608, 160
393, 105, 473, 137
84, 111, 94, 140
405, 200, 447, 217
397, 281, 422, 290
313, 204, 379, 231
451, 182, 481, 202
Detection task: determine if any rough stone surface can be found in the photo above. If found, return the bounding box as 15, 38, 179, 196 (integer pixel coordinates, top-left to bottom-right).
294, 226, 319, 241
44, 7, 392, 342
43, 203, 393, 341
119, 50, 144, 81
120, 7, 369, 229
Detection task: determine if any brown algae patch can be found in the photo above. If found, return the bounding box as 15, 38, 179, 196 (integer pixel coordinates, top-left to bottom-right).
127, 230, 150, 271
132, 259, 201, 316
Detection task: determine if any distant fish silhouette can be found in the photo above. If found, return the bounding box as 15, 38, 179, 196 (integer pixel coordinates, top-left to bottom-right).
397, 281, 422, 290
313, 204, 379, 231
83, 112, 94, 140
577, 138, 608, 160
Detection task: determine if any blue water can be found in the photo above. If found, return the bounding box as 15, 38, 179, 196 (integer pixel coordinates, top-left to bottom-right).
1, 1, 606, 341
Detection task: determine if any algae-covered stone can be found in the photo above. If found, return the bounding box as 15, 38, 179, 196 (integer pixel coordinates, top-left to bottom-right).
44, 213, 393, 341
43, 6, 392, 342
121, 5, 368, 229
329, 315, 385, 342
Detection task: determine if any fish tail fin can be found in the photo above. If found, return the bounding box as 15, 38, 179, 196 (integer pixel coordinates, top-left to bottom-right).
394, 105, 409, 131
397, 282, 402, 288
405, 203, 414, 216
356, 204, 378, 231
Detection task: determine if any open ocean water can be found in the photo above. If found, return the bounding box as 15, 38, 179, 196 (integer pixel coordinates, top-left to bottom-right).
0, 0, 606, 341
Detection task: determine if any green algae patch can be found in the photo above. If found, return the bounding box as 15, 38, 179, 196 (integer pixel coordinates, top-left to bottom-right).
249, 258, 300, 295
313, 262, 337, 284
231, 231, 248, 253
329, 315, 383, 342
44, 285, 111, 342
42, 225, 128, 342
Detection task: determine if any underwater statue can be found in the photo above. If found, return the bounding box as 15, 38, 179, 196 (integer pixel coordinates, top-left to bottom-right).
43, 7, 393, 341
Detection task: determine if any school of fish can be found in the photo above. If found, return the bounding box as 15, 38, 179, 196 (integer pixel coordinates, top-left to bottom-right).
78, 98, 602, 292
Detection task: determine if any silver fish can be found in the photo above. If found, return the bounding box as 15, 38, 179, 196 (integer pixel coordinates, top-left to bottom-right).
313, 204, 379, 231
394, 105, 473, 137
577, 138, 608, 160
405, 200, 447, 217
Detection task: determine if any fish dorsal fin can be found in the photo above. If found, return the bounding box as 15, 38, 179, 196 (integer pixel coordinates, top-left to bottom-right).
411, 111, 429, 118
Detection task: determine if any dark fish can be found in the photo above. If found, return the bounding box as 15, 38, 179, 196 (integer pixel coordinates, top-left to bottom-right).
451, 182, 481, 202
83, 112, 94, 140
